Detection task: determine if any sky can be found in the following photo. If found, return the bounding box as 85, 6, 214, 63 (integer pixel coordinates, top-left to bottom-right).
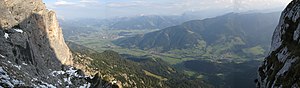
43, 0, 292, 19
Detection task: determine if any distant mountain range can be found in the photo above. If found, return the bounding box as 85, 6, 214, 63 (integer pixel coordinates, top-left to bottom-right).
59, 15, 189, 31
114, 12, 281, 59
107, 15, 186, 30
59, 8, 283, 30
59, 11, 237, 31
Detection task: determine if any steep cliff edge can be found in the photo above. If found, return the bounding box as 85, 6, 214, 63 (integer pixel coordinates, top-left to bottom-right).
0, 0, 95, 87
258, 0, 300, 87
0, 0, 72, 65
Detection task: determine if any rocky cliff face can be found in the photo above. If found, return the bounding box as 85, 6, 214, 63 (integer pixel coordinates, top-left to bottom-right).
0, 0, 73, 65
258, 0, 300, 87
0, 0, 97, 87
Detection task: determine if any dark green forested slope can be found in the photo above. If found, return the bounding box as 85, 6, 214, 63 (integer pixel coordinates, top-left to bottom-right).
67, 42, 212, 88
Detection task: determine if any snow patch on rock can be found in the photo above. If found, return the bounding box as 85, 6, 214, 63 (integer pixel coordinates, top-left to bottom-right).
13, 65, 21, 70
50, 67, 89, 86
50, 71, 65, 76
63, 77, 72, 85
50, 67, 81, 77
35, 81, 56, 88
112, 80, 117, 84
65, 67, 80, 77
0, 67, 25, 87
4, 33, 9, 39
0, 54, 5, 58
79, 83, 91, 88
22, 63, 28, 66
14, 29, 23, 33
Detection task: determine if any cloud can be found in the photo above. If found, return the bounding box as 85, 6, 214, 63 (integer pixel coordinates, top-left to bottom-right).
170, 0, 291, 11
106, 1, 146, 8
103, 0, 292, 17
44, 0, 292, 19
54, 0, 76, 6
79, 0, 98, 3
53, 0, 100, 7
230, 0, 291, 11
107, 2, 137, 8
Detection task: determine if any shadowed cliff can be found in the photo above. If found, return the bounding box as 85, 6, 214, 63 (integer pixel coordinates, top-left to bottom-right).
257, 0, 300, 87
0, 0, 113, 87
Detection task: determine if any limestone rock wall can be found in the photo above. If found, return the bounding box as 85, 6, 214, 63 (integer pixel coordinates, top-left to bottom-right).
0, 0, 75, 87
0, 0, 73, 66
257, 0, 300, 87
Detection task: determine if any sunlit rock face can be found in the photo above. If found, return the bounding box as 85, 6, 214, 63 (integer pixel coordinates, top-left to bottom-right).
258, 0, 300, 87
0, 0, 73, 65
0, 0, 73, 66
46, 10, 73, 65
0, 0, 76, 87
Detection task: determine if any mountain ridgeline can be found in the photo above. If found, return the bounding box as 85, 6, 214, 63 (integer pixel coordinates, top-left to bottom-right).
108, 15, 185, 30
114, 12, 280, 58
59, 15, 188, 39
60, 15, 186, 30
59, 11, 230, 31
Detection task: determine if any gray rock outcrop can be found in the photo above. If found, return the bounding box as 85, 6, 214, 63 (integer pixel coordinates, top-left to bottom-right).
257, 0, 300, 87
0, 0, 82, 87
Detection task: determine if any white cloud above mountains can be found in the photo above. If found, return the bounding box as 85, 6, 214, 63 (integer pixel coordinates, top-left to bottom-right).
54, 1, 76, 6
79, 0, 98, 3
44, 0, 292, 19
51, 0, 100, 7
